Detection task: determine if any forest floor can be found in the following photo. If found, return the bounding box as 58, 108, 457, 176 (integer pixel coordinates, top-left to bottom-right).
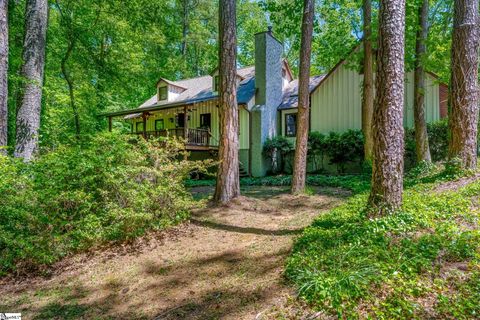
0, 185, 350, 320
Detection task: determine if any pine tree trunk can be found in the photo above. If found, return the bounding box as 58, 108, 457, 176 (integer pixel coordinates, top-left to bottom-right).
213, 0, 240, 204
0, 0, 7, 156
413, 0, 431, 163
448, 0, 479, 169
368, 0, 405, 215
291, 0, 314, 194
14, 0, 48, 161
362, 0, 374, 163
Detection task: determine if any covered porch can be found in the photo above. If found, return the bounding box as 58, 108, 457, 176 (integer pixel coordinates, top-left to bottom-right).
131, 128, 214, 150
103, 100, 220, 151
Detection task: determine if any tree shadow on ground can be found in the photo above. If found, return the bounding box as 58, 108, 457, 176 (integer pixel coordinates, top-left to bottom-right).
190, 218, 304, 236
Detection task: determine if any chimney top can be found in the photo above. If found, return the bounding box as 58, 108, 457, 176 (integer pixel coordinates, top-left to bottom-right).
267, 25, 273, 34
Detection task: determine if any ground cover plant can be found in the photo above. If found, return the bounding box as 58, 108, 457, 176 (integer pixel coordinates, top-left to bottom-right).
285, 165, 480, 319
186, 174, 370, 195
0, 133, 209, 276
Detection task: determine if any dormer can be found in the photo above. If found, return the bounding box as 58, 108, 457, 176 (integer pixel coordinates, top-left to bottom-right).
156, 78, 186, 102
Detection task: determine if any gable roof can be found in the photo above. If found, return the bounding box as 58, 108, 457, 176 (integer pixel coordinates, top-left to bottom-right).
309, 41, 447, 96
155, 78, 187, 90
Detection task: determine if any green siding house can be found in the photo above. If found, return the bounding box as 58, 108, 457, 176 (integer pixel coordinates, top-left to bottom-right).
102, 30, 447, 177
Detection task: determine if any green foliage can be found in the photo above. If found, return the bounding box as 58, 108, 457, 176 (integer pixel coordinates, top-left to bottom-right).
286, 170, 480, 318
308, 131, 327, 172
0, 133, 206, 275
186, 174, 370, 194
324, 130, 364, 173
405, 119, 449, 167
263, 136, 294, 174
304, 130, 366, 174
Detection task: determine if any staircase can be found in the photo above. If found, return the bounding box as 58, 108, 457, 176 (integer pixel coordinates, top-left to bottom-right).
239, 162, 249, 177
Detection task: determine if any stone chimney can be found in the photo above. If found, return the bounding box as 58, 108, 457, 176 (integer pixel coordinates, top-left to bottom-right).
254, 28, 284, 110
250, 29, 284, 177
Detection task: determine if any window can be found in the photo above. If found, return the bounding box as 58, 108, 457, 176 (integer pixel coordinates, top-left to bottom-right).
200, 113, 211, 129
136, 121, 144, 133
159, 86, 168, 100
155, 119, 164, 131
285, 113, 297, 137
176, 113, 185, 128
214, 75, 219, 92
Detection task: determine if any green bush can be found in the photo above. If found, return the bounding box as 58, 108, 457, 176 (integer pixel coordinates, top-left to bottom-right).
262, 136, 294, 174
307, 130, 364, 174
405, 119, 449, 167
0, 133, 206, 275
308, 131, 327, 172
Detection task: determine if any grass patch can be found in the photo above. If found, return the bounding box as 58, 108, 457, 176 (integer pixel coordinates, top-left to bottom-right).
285, 169, 480, 318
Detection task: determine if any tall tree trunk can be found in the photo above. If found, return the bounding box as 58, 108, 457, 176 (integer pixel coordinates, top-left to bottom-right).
14, 0, 48, 161
213, 0, 240, 204
56, 0, 80, 139
180, 0, 189, 56
362, 0, 374, 163
413, 0, 431, 163
0, 0, 7, 156
61, 38, 80, 138
368, 0, 405, 215
448, 0, 479, 169
291, 0, 314, 194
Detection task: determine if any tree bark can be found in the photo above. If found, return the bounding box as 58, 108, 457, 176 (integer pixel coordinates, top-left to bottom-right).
213, 0, 240, 204
56, 0, 80, 139
61, 38, 80, 139
14, 0, 48, 161
361, 0, 374, 163
413, 0, 431, 163
448, 0, 479, 169
368, 0, 405, 215
291, 0, 314, 194
0, 0, 7, 156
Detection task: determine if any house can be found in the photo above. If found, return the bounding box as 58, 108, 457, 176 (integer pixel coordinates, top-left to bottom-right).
102, 29, 447, 177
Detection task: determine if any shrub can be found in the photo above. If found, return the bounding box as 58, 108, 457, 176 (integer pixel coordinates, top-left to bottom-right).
0, 133, 207, 275
308, 131, 327, 173
324, 130, 364, 174
263, 136, 294, 174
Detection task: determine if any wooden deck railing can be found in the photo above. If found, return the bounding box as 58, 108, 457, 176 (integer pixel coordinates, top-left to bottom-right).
133, 128, 212, 147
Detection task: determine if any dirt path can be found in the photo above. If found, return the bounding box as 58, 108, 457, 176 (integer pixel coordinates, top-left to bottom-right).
1, 186, 349, 320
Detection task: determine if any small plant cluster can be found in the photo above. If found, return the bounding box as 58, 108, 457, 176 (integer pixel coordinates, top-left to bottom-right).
0, 133, 209, 275
285, 168, 480, 318
262, 136, 294, 174
262, 130, 364, 175
308, 130, 364, 174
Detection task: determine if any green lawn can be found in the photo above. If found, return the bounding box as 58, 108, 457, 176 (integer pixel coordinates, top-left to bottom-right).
285, 167, 480, 319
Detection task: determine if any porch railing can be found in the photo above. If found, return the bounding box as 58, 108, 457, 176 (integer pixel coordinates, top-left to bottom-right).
133, 128, 211, 147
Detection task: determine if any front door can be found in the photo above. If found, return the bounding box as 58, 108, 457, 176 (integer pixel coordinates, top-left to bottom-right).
176, 113, 185, 128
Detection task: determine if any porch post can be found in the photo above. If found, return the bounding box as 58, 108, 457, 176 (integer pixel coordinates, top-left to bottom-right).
183, 104, 188, 139
142, 112, 147, 139
108, 116, 112, 132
